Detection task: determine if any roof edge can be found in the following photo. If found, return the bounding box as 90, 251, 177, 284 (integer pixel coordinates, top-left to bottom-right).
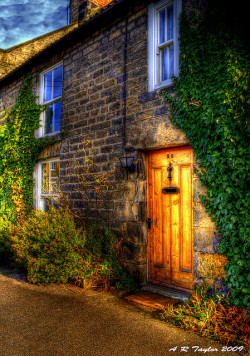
0, 22, 78, 53
0, 0, 146, 87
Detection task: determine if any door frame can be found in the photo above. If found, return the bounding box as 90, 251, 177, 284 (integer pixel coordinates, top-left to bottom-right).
146, 146, 194, 292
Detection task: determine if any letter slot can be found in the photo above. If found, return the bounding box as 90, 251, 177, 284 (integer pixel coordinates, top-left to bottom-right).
162, 187, 179, 194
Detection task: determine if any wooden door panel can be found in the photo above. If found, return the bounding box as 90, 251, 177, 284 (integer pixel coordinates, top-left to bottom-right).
147, 146, 194, 290
180, 165, 192, 272
153, 169, 163, 267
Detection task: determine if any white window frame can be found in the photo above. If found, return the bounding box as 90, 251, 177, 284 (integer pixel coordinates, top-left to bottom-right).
38, 62, 63, 137
36, 158, 60, 211
148, 0, 182, 91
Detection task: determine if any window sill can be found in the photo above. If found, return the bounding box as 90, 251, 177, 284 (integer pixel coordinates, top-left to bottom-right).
38, 131, 62, 141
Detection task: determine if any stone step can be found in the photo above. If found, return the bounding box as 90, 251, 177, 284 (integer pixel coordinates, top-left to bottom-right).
140, 283, 190, 301
124, 291, 180, 310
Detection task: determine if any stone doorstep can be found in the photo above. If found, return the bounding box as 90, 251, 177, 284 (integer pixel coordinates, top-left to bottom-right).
141, 283, 190, 301
124, 291, 180, 311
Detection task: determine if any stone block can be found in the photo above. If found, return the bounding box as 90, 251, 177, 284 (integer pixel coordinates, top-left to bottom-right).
193, 202, 214, 228
193, 178, 207, 202
194, 252, 228, 280
193, 227, 214, 253
122, 262, 147, 284
125, 116, 189, 150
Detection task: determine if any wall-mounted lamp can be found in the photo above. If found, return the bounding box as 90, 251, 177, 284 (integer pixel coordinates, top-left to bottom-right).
119, 157, 135, 179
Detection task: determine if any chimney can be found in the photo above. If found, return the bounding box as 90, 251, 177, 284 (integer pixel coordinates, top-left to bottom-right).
69, 0, 113, 24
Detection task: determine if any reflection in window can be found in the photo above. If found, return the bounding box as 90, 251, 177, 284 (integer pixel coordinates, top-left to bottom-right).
41, 64, 62, 136
159, 4, 174, 82
38, 160, 60, 211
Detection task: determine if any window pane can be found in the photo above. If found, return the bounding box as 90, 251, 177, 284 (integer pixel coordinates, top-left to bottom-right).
53, 65, 63, 99
159, 9, 165, 44
54, 101, 61, 132
169, 44, 174, 77
43, 198, 51, 212
162, 45, 174, 81
167, 5, 173, 41
44, 71, 52, 102
44, 104, 53, 134
50, 161, 59, 194
41, 162, 50, 194
162, 47, 168, 81
50, 161, 59, 178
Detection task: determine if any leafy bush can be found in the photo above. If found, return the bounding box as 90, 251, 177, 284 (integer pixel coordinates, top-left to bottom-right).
162, 1, 249, 308
7, 207, 137, 290
8, 207, 85, 285
0, 215, 13, 265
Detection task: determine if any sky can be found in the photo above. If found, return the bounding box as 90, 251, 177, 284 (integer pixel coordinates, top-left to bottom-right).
0, 0, 69, 49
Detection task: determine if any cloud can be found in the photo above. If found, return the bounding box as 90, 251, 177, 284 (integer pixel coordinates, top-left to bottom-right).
0, 0, 68, 49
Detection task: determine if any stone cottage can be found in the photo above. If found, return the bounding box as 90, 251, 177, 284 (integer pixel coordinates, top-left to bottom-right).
0, 0, 228, 295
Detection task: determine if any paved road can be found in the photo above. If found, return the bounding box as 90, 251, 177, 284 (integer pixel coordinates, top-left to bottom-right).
0, 272, 242, 356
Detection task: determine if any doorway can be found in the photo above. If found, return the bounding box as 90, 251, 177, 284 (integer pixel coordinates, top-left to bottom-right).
147, 146, 194, 290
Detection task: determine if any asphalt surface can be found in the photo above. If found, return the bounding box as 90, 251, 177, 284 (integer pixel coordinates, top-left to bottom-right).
0, 270, 243, 356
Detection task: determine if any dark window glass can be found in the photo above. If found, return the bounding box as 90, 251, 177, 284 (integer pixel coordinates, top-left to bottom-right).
44, 71, 52, 102
169, 44, 174, 77
167, 5, 173, 41
45, 104, 53, 134
54, 101, 61, 132
53, 65, 63, 99
159, 9, 165, 44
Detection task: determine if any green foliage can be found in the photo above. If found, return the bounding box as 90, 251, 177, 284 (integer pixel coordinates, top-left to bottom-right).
162, 287, 249, 350
0, 75, 58, 223
8, 207, 85, 285
0, 215, 13, 265
162, 1, 249, 308
81, 223, 138, 290
6, 206, 137, 290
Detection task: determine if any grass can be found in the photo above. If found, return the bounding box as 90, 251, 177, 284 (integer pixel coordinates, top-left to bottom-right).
161, 286, 249, 353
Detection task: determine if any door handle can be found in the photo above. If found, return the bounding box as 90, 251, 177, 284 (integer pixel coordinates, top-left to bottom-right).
148, 218, 152, 229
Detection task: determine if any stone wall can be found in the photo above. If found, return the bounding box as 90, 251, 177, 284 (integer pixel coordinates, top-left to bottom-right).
0, 0, 227, 288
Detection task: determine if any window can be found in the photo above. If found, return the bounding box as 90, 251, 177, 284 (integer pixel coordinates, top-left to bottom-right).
37, 159, 60, 211
39, 63, 63, 136
148, 0, 181, 91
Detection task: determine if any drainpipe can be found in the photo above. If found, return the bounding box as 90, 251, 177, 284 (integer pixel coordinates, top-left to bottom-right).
122, 16, 128, 150
122, 16, 134, 153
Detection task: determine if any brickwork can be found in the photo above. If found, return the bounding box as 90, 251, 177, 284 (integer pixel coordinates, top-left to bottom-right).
70, 0, 113, 23
92, 0, 113, 5
0, 0, 226, 288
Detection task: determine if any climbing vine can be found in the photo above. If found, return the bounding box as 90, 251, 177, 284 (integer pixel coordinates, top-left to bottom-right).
162, 1, 249, 308
0, 75, 57, 223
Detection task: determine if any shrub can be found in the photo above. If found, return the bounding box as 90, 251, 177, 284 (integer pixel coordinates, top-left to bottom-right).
162, 286, 250, 351
7, 207, 137, 290
78, 223, 138, 291
0, 215, 13, 265
8, 207, 85, 285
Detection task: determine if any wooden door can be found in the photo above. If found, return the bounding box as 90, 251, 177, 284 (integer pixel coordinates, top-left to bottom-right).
147, 146, 194, 290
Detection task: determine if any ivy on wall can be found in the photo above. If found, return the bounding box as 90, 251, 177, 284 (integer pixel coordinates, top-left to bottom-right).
163, 1, 249, 308
0, 75, 57, 223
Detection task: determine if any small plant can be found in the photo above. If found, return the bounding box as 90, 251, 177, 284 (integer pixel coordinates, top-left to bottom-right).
8, 207, 85, 285
162, 285, 250, 351
74, 222, 138, 291
72, 137, 115, 227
